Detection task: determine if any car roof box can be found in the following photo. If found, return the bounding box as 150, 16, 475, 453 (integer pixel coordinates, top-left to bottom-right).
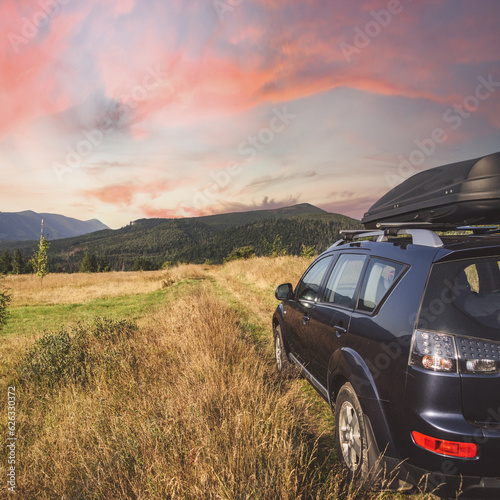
362, 152, 500, 229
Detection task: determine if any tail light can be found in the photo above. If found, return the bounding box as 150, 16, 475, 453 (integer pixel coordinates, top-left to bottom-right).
410, 330, 457, 372
410, 330, 500, 374
412, 431, 477, 458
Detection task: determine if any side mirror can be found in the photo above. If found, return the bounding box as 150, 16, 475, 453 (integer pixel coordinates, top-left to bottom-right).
275, 283, 294, 301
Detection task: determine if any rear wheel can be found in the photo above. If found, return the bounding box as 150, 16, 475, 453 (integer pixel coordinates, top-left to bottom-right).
335, 383, 370, 484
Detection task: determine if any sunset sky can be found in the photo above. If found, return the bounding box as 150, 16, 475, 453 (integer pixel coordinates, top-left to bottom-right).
1, 0, 499, 228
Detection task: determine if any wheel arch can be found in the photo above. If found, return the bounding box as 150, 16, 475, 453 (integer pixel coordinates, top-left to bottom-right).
272, 305, 286, 338
272, 307, 290, 350
328, 347, 397, 458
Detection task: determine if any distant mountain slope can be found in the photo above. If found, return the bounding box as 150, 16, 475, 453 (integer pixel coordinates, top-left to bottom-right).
0, 211, 109, 241
0, 204, 362, 271
169, 213, 362, 264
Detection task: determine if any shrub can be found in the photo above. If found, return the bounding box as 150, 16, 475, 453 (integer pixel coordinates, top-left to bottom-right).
0, 276, 11, 331
18, 317, 137, 388
224, 246, 256, 263
262, 235, 288, 257
300, 244, 316, 258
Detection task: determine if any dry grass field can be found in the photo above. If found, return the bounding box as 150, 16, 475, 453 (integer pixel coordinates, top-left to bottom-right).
3, 265, 208, 307
0, 258, 436, 499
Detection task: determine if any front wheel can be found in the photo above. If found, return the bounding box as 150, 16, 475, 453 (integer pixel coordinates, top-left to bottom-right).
274, 323, 292, 376
335, 382, 370, 484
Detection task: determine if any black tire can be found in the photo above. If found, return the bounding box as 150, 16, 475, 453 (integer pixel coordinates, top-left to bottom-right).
274, 323, 293, 376
335, 382, 370, 485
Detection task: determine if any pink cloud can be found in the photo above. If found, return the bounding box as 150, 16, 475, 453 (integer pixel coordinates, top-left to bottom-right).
112, 0, 136, 16
85, 184, 136, 205
320, 196, 374, 221
140, 204, 184, 218
0, 2, 92, 138
83, 179, 183, 206
3, 0, 498, 143
186, 196, 302, 217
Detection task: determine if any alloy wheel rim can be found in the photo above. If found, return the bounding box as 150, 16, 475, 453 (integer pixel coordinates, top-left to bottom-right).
339, 401, 361, 471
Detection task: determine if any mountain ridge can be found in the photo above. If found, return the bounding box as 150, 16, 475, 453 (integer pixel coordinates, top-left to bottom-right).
0, 204, 362, 271
0, 211, 109, 241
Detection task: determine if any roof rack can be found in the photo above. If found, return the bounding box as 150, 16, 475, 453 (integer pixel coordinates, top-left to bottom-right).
376, 222, 456, 231
330, 223, 500, 249
455, 225, 499, 235
336, 228, 443, 248
375, 222, 499, 235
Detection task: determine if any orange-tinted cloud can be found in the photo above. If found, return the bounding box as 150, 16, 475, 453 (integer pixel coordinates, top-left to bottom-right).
139, 204, 184, 218
83, 179, 182, 206
193, 195, 302, 217
3, 0, 498, 139
0, 2, 95, 138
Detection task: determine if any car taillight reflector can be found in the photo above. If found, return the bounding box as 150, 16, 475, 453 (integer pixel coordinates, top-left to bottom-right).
410, 330, 457, 372
412, 431, 477, 458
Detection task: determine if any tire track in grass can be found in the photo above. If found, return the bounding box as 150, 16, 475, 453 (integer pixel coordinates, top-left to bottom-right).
208, 266, 426, 500
208, 267, 339, 474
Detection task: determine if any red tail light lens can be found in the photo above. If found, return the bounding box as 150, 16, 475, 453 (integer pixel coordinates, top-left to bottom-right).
412, 431, 477, 458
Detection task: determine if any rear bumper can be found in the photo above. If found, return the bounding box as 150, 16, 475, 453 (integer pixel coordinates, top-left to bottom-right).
384, 412, 500, 498
401, 367, 500, 480
399, 462, 500, 499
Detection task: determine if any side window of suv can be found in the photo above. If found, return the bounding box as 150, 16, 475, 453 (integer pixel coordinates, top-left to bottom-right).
324, 254, 367, 307
358, 258, 407, 313
296, 256, 333, 302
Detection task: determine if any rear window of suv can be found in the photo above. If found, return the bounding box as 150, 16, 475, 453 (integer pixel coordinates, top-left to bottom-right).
417, 256, 500, 340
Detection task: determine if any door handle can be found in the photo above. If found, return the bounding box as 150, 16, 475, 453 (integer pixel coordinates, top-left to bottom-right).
334, 325, 347, 336
302, 315, 310, 325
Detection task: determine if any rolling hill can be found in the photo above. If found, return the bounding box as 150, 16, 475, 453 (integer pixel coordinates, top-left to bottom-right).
0, 204, 362, 271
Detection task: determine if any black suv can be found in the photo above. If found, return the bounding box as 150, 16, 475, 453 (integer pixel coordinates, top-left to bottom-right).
273, 226, 500, 498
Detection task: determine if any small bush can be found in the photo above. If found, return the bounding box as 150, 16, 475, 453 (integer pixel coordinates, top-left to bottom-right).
0, 275, 11, 331
262, 234, 288, 257
301, 244, 316, 258
18, 317, 137, 388
224, 246, 256, 263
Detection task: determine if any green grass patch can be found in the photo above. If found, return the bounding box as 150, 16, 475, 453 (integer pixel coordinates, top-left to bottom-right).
2, 279, 202, 337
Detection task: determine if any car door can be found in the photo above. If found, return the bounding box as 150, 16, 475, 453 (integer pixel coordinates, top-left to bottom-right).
302, 253, 368, 386
284, 255, 335, 363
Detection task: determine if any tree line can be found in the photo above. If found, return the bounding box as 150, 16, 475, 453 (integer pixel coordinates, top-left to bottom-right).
0, 214, 363, 274
0, 249, 26, 275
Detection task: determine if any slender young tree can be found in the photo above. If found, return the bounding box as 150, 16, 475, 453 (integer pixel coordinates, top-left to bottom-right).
29, 220, 50, 286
